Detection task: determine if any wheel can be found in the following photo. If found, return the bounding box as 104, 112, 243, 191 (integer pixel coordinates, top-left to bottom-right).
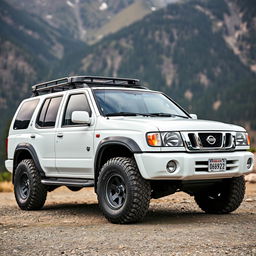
97, 157, 151, 224
194, 176, 245, 214
14, 159, 47, 210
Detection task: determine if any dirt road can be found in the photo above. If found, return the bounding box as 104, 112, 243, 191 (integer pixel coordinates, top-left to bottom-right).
1, 184, 256, 256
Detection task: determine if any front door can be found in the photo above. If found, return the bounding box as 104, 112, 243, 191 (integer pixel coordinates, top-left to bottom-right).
55, 92, 94, 178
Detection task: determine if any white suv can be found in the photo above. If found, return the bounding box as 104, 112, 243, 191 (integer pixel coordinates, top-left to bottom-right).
5, 76, 254, 223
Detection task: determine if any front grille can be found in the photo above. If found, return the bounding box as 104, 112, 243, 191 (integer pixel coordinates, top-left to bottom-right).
188, 133, 197, 148
224, 133, 232, 147
181, 131, 235, 151
198, 133, 222, 147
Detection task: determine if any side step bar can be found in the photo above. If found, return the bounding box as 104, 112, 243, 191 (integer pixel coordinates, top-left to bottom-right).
41, 178, 94, 187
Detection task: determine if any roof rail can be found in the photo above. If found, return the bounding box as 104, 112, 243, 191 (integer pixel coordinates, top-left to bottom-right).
32, 76, 142, 96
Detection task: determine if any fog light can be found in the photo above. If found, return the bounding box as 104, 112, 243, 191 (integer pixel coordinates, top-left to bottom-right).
167, 160, 177, 173
247, 158, 253, 169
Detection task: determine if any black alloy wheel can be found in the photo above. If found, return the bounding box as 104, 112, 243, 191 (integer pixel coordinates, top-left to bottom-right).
17, 172, 30, 200
106, 174, 126, 209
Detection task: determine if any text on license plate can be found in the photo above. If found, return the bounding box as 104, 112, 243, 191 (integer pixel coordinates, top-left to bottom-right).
208, 158, 226, 172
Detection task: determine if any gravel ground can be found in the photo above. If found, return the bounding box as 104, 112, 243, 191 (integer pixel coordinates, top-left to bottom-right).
0, 184, 256, 256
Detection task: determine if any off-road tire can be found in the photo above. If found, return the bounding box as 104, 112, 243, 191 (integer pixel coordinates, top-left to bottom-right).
97, 157, 151, 224
194, 176, 245, 214
14, 159, 47, 210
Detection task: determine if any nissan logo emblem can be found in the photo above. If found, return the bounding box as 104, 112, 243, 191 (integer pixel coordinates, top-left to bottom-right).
206, 135, 216, 145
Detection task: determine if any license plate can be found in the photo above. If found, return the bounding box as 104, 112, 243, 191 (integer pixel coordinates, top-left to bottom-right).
208, 158, 226, 172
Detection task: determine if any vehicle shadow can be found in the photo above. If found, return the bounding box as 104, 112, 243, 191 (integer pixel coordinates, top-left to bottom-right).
43, 202, 102, 217
144, 209, 208, 225
42, 202, 223, 225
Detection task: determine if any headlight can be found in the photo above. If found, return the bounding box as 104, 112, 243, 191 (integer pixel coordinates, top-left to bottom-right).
146, 132, 183, 147
161, 132, 183, 147
235, 132, 250, 146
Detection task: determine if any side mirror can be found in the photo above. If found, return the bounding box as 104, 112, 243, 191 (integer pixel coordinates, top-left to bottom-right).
190, 114, 197, 120
71, 111, 90, 124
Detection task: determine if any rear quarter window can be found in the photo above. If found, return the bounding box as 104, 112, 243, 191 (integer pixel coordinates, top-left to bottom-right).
13, 99, 39, 130
36, 96, 63, 128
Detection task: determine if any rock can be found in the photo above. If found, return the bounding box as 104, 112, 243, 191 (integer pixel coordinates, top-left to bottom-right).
245, 173, 256, 183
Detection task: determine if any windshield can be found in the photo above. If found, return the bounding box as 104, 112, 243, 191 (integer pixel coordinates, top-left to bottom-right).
93, 89, 189, 118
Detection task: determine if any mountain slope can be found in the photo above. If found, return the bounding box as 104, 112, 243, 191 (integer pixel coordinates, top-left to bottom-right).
54, 0, 256, 132
0, 0, 84, 117
5, 0, 142, 42
0, 1, 85, 171
5, 0, 180, 43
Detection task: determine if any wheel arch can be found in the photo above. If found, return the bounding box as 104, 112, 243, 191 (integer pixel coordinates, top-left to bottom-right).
13, 143, 45, 183
94, 136, 142, 191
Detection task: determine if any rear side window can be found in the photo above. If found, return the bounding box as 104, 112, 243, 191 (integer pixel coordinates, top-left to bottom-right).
62, 94, 91, 126
13, 99, 39, 130
36, 96, 62, 128
37, 99, 50, 127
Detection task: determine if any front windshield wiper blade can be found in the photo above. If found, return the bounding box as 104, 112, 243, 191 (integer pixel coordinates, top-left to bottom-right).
105, 112, 151, 117
105, 112, 188, 118
149, 113, 189, 118
171, 114, 189, 119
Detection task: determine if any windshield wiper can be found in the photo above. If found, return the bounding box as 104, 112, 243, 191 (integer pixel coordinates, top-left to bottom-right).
105, 112, 188, 118
106, 112, 151, 117
172, 114, 189, 119
149, 113, 188, 118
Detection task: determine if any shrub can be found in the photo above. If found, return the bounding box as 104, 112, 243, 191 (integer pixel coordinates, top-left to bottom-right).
249, 147, 256, 153
0, 171, 12, 182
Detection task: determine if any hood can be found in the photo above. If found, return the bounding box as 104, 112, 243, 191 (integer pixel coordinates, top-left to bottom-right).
99, 116, 245, 132
149, 118, 245, 132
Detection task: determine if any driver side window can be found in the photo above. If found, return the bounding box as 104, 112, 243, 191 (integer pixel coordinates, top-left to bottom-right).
62, 93, 91, 126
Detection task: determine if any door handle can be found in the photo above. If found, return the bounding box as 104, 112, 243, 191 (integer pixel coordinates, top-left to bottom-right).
30, 134, 36, 139
57, 133, 63, 138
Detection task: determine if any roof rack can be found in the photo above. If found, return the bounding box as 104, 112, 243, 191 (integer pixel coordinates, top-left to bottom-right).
32, 76, 143, 96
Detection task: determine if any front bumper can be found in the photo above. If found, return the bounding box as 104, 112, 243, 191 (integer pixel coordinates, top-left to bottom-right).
134, 151, 254, 180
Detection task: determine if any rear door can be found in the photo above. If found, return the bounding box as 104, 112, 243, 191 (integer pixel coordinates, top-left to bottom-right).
32, 96, 63, 176
55, 92, 95, 178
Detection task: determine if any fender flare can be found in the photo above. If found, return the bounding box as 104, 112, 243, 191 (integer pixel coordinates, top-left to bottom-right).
94, 136, 142, 188
13, 143, 45, 182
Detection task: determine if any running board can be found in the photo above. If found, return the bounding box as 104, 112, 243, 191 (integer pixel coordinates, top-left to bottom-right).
41, 178, 94, 187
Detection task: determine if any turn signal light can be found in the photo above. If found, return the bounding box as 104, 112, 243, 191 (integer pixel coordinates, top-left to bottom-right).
246, 134, 251, 146
147, 133, 161, 146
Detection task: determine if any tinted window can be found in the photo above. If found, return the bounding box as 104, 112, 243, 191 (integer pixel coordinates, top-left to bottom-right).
36, 96, 62, 128
63, 94, 91, 126
37, 99, 50, 127
94, 89, 188, 117
13, 99, 39, 130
